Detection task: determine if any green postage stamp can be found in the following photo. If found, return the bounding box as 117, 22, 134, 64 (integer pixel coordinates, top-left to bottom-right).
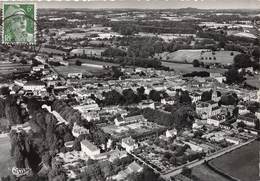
2, 3, 36, 44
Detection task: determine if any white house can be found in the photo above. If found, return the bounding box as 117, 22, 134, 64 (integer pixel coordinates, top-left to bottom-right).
161, 97, 175, 105
121, 137, 138, 152
237, 114, 257, 127
166, 129, 178, 138
257, 89, 260, 103
190, 92, 201, 103
115, 115, 146, 126
72, 123, 89, 137
183, 141, 203, 152
32, 65, 45, 72
68, 73, 82, 79
138, 100, 155, 109
196, 102, 212, 119
207, 115, 225, 127
80, 140, 100, 159
23, 81, 45, 92
225, 136, 241, 145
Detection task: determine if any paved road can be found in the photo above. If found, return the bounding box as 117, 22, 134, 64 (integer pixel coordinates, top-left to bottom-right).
161, 139, 256, 180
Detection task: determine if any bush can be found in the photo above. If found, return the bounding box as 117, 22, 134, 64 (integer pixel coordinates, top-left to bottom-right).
75, 60, 82, 66
192, 59, 200, 67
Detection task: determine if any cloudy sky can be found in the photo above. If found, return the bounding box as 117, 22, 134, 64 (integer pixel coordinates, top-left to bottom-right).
1, 0, 260, 9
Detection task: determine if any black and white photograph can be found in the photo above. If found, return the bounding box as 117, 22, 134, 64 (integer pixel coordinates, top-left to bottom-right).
0, 0, 259, 180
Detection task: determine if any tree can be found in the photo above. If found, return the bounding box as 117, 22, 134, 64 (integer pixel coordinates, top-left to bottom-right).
177, 90, 192, 104
149, 90, 161, 102
111, 66, 123, 79
172, 105, 195, 131
122, 89, 139, 105
0, 86, 10, 96
219, 93, 238, 106
137, 86, 146, 100
224, 68, 245, 84
233, 54, 252, 68
75, 60, 82, 66
103, 90, 124, 105
201, 90, 212, 102
252, 46, 260, 60
192, 59, 200, 67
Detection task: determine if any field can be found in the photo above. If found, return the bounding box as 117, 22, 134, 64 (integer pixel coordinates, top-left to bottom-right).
192, 164, 230, 181
55, 64, 112, 77
209, 140, 259, 181
40, 47, 67, 55
159, 50, 240, 65
68, 58, 119, 67
162, 62, 227, 74
0, 136, 12, 178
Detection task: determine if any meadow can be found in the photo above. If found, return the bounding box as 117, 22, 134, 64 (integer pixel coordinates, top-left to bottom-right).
209, 140, 259, 181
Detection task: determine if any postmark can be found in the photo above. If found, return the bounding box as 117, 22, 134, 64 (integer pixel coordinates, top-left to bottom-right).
2, 3, 36, 45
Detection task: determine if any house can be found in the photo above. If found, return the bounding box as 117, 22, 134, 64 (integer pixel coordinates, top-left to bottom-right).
211, 90, 221, 102
214, 76, 226, 83
82, 111, 100, 122
161, 96, 175, 105
72, 123, 89, 137
138, 100, 155, 109
257, 89, 260, 102
207, 115, 225, 127
73, 101, 100, 112
112, 161, 143, 181
166, 129, 178, 138
127, 161, 143, 173
68, 73, 82, 79
80, 140, 100, 159
121, 137, 138, 152
23, 81, 45, 92
196, 102, 212, 119
225, 136, 241, 145
32, 64, 45, 72
238, 105, 250, 115
183, 141, 203, 152
192, 119, 206, 130
109, 148, 128, 162
206, 100, 218, 109
237, 113, 258, 127
190, 92, 201, 103
114, 115, 146, 126
211, 106, 221, 117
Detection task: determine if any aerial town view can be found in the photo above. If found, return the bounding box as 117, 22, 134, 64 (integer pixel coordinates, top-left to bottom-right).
0, 0, 259, 181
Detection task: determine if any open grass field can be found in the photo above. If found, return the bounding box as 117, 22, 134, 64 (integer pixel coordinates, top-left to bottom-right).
160, 50, 240, 65
55, 64, 112, 77
209, 140, 259, 181
55, 65, 94, 77
40, 47, 67, 55
68, 58, 119, 67
162, 62, 227, 74
192, 164, 230, 181
0, 136, 12, 178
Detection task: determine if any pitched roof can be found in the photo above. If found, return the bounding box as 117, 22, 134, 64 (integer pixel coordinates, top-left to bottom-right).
127, 161, 143, 173
81, 140, 99, 152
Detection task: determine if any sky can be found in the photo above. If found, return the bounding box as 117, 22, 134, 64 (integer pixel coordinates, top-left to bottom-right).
1, 0, 260, 9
